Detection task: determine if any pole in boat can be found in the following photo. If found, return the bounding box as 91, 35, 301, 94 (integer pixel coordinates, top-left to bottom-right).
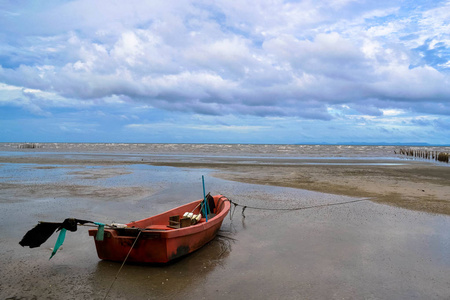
202, 175, 209, 222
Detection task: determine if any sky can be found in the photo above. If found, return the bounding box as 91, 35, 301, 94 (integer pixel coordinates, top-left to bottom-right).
0, 0, 450, 145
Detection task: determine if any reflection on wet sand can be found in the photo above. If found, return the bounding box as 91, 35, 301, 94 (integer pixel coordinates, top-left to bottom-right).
90, 233, 233, 299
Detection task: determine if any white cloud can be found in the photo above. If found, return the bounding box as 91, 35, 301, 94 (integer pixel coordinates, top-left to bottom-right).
382, 109, 404, 116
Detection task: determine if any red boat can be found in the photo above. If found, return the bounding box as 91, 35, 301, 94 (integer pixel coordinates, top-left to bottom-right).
88, 195, 230, 263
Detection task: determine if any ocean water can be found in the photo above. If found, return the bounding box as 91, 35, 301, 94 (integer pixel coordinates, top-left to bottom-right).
1, 143, 449, 167
2, 142, 449, 157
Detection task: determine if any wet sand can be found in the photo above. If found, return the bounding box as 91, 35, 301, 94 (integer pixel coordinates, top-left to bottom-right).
1, 154, 449, 216
181, 159, 450, 216
1, 153, 450, 299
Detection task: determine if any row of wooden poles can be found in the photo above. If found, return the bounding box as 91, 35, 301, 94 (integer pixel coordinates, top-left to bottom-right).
396, 148, 449, 163
18, 143, 42, 149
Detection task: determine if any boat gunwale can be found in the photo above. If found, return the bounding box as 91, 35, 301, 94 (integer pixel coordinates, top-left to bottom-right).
90, 195, 230, 239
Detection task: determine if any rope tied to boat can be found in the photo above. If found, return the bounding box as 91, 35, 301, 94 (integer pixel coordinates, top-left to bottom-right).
241, 206, 247, 218
229, 201, 239, 220
226, 198, 367, 218
103, 229, 142, 300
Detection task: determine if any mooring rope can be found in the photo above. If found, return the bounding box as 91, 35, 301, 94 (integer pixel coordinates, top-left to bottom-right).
227, 198, 367, 218
103, 229, 142, 300
98, 196, 366, 298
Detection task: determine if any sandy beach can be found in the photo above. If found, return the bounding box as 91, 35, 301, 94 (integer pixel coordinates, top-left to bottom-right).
148, 159, 450, 216
1, 149, 450, 299
191, 160, 450, 216
3, 152, 449, 215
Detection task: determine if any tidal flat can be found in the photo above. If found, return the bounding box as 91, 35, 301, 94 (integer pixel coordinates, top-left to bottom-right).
1, 146, 449, 299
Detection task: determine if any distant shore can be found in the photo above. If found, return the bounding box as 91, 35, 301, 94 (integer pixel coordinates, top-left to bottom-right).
1, 153, 449, 216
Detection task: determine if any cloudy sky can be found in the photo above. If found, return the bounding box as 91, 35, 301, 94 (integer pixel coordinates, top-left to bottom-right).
1, 0, 449, 144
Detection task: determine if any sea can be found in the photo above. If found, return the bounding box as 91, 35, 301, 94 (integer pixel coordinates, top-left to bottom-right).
1, 142, 449, 164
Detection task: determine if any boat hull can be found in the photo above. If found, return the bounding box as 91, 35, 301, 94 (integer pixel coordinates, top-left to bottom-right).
88, 195, 230, 263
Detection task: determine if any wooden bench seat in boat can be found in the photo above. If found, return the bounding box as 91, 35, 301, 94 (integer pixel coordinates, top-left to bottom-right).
145, 218, 207, 231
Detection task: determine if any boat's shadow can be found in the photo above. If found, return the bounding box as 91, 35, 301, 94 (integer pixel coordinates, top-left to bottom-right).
90, 232, 234, 297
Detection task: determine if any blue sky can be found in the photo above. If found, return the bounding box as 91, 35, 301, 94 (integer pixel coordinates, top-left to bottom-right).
1, 0, 449, 144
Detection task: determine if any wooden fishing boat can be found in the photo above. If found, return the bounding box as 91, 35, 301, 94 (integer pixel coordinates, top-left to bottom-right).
88, 195, 230, 264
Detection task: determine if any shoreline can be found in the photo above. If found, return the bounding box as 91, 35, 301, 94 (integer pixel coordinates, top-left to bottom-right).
1, 153, 449, 216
